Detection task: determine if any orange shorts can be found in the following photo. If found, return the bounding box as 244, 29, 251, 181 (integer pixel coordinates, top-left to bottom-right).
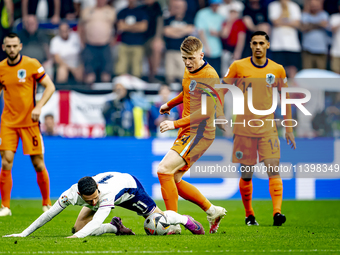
171, 133, 214, 171
0, 125, 44, 155
232, 135, 280, 165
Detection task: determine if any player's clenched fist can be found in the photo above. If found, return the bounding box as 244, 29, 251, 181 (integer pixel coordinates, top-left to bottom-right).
31, 106, 42, 122
160, 120, 175, 133
159, 103, 171, 115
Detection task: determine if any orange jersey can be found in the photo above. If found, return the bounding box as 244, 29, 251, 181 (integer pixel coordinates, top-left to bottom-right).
220, 57, 293, 137
0, 55, 46, 127
168, 61, 220, 139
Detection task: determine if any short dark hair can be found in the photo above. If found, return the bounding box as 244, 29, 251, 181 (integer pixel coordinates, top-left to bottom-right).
3, 33, 20, 43
78, 177, 97, 195
251, 31, 269, 41
44, 114, 54, 119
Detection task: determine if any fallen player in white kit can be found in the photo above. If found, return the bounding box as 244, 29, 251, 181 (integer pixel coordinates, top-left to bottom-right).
3, 172, 205, 238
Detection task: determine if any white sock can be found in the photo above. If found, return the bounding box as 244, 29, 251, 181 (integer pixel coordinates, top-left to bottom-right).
164, 210, 188, 225
91, 224, 117, 236
206, 205, 216, 216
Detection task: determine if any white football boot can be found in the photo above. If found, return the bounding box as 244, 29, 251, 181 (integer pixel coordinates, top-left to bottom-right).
0, 206, 12, 216
207, 205, 227, 233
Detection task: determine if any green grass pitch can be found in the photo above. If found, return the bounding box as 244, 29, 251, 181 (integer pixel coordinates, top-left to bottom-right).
1, 200, 340, 254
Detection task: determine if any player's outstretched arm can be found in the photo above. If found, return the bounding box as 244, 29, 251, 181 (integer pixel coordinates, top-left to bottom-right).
2, 201, 65, 238
171, 95, 216, 130
69, 206, 111, 238
31, 74, 56, 122
160, 92, 184, 115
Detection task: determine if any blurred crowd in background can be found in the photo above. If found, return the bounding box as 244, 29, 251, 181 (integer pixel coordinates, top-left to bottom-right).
0, 0, 340, 138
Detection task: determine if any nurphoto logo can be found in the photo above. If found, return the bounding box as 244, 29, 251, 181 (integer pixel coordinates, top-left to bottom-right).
200, 83, 312, 128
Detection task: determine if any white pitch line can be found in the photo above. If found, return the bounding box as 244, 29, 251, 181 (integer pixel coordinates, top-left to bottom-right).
1, 250, 340, 254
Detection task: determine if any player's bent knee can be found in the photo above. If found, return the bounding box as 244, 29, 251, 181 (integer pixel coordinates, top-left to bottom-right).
1, 162, 12, 170
32, 162, 45, 172
174, 171, 185, 183
268, 171, 280, 177
1, 155, 14, 169
264, 158, 280, 168
157, 163, 171, 174
31, 155, 45, 172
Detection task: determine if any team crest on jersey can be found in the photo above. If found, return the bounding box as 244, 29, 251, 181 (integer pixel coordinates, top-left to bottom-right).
189, 80, 197, 91
60, 195, 69, 204
266, 73, 275, 86
18, 69, 26, 82
100, 198, 108, 203
235, 151, 243, 159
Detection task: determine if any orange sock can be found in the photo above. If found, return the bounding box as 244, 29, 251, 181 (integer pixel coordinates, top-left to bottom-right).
157, 173, 178, 212
0, 169, 12, 208
269, 177, 283, 216
176, 180, 211, 211
37, 169, 51, 206
239, 178, 254, 217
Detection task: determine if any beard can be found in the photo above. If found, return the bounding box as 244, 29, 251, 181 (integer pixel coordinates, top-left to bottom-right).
6, 52, 19, 61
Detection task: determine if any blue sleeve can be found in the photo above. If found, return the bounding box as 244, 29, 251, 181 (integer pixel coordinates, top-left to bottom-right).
186, 15, 194, 25
117, 9, 125, 20
263, 7, 269, 23
321, 11, 329, 21
243, 6, 251, 17
138, 9, 148, 22
155, 2, 162, 16
301, 12, 309, 24
164, 17, 171, 27
148, 105, 159, 131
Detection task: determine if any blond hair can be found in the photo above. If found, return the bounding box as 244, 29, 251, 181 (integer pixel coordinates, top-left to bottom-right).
180, 36, 203, 54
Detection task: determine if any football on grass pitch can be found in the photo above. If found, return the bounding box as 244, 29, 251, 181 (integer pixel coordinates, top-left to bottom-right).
144, 213, 170, 235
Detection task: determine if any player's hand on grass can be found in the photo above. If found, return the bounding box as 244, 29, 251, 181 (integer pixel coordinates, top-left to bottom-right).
285, 132, 296, 149
3, 233, 24, 237
159, 103, 171, 115
66, 235, 78, 238
31, 106, 42, 122
160, 120, 175, 133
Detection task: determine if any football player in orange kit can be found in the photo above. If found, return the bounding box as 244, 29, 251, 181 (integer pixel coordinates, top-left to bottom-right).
0, 33, 55, 216
157, 36, 226, 234
217, 31, 296, 226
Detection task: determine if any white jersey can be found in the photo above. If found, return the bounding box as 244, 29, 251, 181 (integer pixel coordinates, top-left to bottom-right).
20, 172, 142, 238
58, 172, 137, 211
